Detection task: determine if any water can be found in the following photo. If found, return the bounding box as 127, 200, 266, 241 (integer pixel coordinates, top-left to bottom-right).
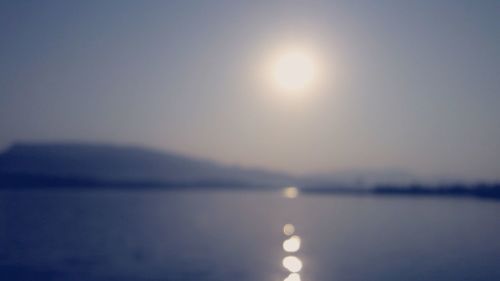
1, 188, 499, 281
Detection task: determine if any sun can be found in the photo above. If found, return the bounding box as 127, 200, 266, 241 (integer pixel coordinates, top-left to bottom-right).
271, 47, 317, 94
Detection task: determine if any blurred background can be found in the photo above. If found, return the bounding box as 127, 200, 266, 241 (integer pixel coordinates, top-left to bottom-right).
0, 1, 499, 280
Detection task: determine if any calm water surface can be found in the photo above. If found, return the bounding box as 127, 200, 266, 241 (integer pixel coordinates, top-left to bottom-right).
1, 188, 499, 281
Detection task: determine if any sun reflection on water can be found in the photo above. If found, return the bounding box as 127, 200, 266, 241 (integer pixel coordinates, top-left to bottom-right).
283, 223, 295, 235
283, 235, 301, 252
283, 186, 299, 198
284, 273, 301, 281
281, 188, 304, 280
282, 256, 303, 273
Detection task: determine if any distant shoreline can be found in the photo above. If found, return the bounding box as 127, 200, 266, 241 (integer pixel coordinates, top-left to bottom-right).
302, 184, 500, 201
1, 172, 499, 201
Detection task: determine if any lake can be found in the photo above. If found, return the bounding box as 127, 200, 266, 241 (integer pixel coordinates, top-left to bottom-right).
1, 188, 499, 281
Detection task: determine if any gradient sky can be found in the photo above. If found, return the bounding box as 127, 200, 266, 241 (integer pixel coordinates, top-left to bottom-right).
0, 0, 499, 181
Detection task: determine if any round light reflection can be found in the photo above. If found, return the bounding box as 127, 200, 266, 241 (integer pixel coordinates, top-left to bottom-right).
282, 256, 303, 273
283, 235, 301, 252
283, 186, 299, 199
283, 224, 295, 236
284, 273, 301, 281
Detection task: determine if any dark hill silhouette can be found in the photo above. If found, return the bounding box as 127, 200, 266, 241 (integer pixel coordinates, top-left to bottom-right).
0, 142, 498, 200
0, 142, 294, 188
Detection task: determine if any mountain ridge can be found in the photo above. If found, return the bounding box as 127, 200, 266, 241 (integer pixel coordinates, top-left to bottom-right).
1, 142, 499, 201
0, 142, 294, 187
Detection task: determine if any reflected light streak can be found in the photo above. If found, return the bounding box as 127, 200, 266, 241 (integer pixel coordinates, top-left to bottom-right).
283, 186, 299, 198
283, 235, 301, 252
282, 256, 303, 273
283, 223, 295, 235
284, 273, 301, 281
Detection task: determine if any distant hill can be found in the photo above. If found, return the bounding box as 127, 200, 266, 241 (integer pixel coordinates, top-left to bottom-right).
0, 142, 294, 188
0, 142, 498, 200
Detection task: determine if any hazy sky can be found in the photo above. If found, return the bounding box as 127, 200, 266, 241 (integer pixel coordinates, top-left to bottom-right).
1, 0, 499, 180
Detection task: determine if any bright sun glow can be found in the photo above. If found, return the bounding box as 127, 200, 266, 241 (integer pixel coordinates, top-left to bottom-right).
271, 48, 318, 94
